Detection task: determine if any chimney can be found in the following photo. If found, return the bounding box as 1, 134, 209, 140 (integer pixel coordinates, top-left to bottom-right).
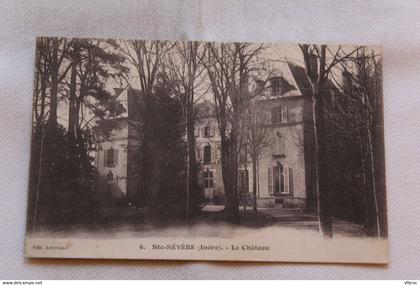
113, 87, 124, 98
342, 68, 353, 93
309, 53, 318, 79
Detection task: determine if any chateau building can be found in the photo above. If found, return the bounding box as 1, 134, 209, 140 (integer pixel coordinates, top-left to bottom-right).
194, 61, 308, 208
95, 61, 311, 209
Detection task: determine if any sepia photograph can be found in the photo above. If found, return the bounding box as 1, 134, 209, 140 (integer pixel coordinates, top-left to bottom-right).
25, 37, 388, 263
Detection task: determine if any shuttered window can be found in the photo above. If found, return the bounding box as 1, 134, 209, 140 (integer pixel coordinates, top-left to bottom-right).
269, 165, 293, 194
283, 166, 289, 194
270, 106, 288, 124
268, 167, 273, 195
239, 170, 249, 193
289, 168, 294, 195
281, 106, 288, 123
104, 148, 118, 168
216, 145, 221, 162
211, 145, 216, 163
203, 125, 210, 137
203, 124, 214, 137
203, 145, 211, 164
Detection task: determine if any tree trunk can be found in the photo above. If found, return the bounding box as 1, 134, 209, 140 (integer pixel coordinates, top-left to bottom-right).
367, 124, 380, 237
68, 49, 78, 138
221, 136, 240, 224
186, 109, 200, 216
27, 43, 47, 232
372, 64, 387, 238
38, 41, 48, 132
32, 132, 45, 233
139, 94, 154, 207
359, 135, 370, 228
75, 94, 83, 140
303, 97, 317, 212
252, 157, 257, 212
230, 131, 240, 224
313, 97, 333, 237
48, 39, 59, 128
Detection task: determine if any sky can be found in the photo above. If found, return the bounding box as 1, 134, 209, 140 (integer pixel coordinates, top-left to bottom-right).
52, 39, 381, 128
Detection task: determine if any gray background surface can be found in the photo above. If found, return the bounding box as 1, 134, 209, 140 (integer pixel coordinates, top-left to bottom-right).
0, 0, 419, 279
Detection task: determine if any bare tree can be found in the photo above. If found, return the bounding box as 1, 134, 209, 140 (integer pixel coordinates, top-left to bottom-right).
32, 38, 51, 133
46, 38, 72, 128
329, 47, 384, 237
51, 38, 126, 146
242, 80, 274, 212
205, 42, 263, 224
121, 40, 169, 206
28, 37, 51, 231
164, 41, 208, 218
298, 44, 360, 237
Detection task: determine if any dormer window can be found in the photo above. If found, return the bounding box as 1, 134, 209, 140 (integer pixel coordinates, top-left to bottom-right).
256, 80, 265, 94
109, 99, 124, 117
271, 77, 281, 94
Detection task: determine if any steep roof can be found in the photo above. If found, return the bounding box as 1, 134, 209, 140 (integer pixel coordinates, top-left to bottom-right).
196, 100, 216, 118
287, 61, 313, 99
271, 61, 302, 96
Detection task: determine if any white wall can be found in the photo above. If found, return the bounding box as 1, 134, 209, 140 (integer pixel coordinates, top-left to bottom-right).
96, 121, 129, 197
257, 123, 306, 199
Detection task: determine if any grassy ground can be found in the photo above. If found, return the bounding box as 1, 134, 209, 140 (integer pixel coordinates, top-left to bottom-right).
35, 204, 369, 238
193, 207, 276, 228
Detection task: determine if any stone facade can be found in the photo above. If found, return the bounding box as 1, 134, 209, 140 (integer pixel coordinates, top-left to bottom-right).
193, 61, 308, 208
95, 61, 310, 209
95, 118, 130, 205
194, 102, 224, 203
253, 95, 306, 208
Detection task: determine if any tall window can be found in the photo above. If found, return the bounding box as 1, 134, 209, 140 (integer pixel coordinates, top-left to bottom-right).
239, 170, 249, 194
104, 148, 119, 168
203, 170, 214, 188
195, 146, 201, 161
239, 149, 247, 164
203, 124, 213, 137
273, 165, 285, 194
106, 171, 114, 194
194, 127, 200, 137
216, 145, 221, 162
271, 106, 288, 124
272, 138, 285, 156
268, 164, 293, 194
203, 125, 210, 137
288, 106, 303, 123
203, 145, 211, 164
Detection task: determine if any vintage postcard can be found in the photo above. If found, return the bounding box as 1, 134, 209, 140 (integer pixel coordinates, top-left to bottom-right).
25, 37, 388, 263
